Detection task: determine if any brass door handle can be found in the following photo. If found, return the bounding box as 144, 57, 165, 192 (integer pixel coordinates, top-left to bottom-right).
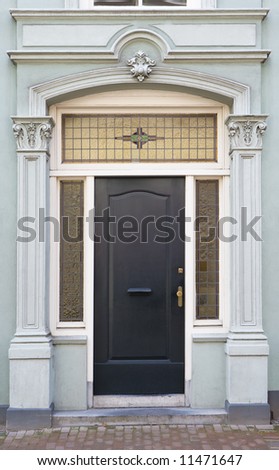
176, 286, 183, 308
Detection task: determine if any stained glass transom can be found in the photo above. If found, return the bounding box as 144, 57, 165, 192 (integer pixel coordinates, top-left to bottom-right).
62, 114, 217, 163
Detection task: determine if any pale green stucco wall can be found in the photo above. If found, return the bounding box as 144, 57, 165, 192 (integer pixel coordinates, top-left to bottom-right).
17, 0, 65, 8
191, 343, 226, 408
53, 342, 87, 410
1, 0, 279, 411
218, 0, 262, 7
262, 0, 279, 392
0, 1, 17, 406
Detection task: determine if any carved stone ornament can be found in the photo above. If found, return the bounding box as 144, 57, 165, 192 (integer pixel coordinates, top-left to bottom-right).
12, 117, 55, 152
127, 51, 156, 82
226, 115, 268, 152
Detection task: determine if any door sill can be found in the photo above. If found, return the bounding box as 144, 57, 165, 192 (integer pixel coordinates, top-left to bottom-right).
93, 394, 186, 408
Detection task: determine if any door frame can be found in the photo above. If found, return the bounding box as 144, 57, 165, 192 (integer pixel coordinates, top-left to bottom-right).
49, 89, 230, 408
93, 176, 186, 399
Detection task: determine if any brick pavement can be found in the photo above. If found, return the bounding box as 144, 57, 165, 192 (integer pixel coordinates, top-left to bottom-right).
1, 424, 279, 450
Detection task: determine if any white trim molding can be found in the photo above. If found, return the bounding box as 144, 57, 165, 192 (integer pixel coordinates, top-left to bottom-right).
29, 67, 250, 116
225, 115, 269, 418
11, 67, 272, 418
8, 117, 55, 417
11, 9, 269, 20
8, 50, 270, 65
201, 0, 216, 7
226, 115, 268, 335
76, 0, 215, 8
48, 90, 230, 409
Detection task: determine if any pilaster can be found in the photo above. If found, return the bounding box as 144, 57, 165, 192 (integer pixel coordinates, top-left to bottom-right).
7, 117, 55, 431
225, 115, 270, 424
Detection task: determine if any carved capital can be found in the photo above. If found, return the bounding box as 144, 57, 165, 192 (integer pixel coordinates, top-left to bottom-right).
226, 115, 268, 152
127, 51, 156, 82
12, 117, 55, 152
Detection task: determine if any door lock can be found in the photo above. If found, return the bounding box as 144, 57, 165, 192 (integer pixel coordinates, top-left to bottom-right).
176, 286, 183, 308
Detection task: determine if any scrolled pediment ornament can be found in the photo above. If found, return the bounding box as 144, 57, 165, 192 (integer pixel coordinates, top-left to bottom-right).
127, 51, 156, 82
226, 116, 268, 151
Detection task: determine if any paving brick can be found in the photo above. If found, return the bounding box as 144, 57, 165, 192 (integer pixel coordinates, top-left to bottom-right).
0, 424, 279, 449
61, 427, 71, 433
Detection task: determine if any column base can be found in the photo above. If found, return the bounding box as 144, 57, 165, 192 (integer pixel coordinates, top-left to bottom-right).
6, 405, 53, 431
225, 400, 270, 425
9, 335, 53, 410
225, 335, 269, 404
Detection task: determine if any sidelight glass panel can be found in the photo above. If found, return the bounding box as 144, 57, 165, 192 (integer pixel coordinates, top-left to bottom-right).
62, 114, 217, 162
60, 181, 84, 322
196, 180, 219, 320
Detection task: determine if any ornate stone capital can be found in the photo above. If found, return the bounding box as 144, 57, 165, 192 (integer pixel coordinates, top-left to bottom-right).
226, 115, 268, 152
12, 117, 55, 153
127, 51, 156, 82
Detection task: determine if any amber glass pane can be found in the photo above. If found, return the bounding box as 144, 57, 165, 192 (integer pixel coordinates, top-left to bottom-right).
196, 180, 219, 320
62, 114, 217, 163
60, 181, 84, 322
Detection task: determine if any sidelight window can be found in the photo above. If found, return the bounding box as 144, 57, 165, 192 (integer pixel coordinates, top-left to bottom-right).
60, 181, 84, 322
195, 180, 219, 320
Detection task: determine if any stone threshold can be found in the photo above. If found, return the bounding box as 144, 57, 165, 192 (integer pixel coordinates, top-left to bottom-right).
53, 408, 228, 427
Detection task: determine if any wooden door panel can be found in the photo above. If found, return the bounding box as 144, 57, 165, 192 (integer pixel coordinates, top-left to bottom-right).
94, 178, 185, 395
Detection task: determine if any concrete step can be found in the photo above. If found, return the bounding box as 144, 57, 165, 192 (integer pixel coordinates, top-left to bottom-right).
53, 408, 228, 427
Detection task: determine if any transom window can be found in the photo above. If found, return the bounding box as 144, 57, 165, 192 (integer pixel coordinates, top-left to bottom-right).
78, 0, 206, 7
62, 114, 217, 163
94, 0, 187, 5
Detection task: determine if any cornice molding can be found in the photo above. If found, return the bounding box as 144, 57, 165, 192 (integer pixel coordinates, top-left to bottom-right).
12, 117, 55, 153
226, 115, 268, 152
9, 8, 269, 21
8, 50, 271, 64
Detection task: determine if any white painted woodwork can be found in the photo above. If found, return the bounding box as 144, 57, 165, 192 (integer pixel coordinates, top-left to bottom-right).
225, 115, 269, 405
9, 117, 55, 409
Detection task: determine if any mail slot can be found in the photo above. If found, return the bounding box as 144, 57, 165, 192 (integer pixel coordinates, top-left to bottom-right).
127, 288, 152, 295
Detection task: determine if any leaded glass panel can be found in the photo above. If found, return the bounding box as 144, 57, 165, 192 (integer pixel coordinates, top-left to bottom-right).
60, 181, 84, 322
196, 180, 219, 320
62, 114, 217, 163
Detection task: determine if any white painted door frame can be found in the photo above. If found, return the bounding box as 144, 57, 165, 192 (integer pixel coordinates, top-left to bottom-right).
48, 89, 230, 407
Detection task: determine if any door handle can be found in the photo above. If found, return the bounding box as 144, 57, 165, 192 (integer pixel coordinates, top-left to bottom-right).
176, 286, 183, 308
